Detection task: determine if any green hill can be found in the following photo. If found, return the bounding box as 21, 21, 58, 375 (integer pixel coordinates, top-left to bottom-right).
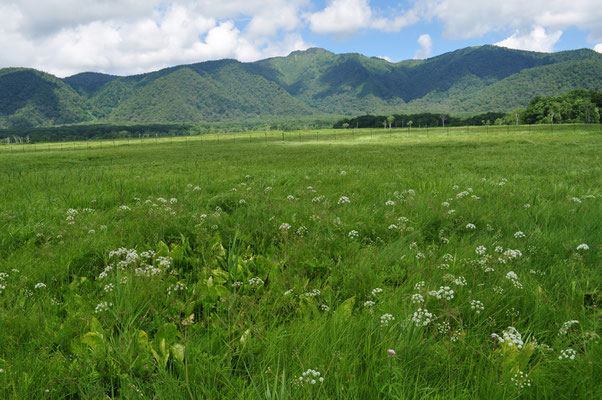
102, 62, 314, 122
62, 72, 120, 97
0, 45, 600, 128
0, 68, 93, 128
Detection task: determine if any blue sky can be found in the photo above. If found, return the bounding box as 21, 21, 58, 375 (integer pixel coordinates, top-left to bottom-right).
0, 0, 600, 76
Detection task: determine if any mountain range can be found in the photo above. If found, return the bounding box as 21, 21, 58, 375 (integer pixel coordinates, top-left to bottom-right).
1, 45, 601, 128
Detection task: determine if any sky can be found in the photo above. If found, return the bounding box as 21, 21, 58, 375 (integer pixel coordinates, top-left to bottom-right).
1, 0, 601, 77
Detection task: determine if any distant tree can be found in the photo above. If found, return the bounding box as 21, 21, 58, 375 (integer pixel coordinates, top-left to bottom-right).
407, 120, 413, 130
342, 122, 350, 129
495, 118, 503, 125
440, 114, 447, 127
383, 120, 387, 129
387, 115, 395, 129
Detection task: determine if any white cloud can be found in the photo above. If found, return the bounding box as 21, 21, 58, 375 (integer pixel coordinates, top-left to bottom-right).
308, 0, 372, 36
377, 56, 392, 62
595, 44, 602, 53
495, 26, 562, 53
1, 1, 601, 76
417, 0, 602, 43
0, 0, 310, 76
414, 34, 433, 59
308, 0, 419, 35
371, 9, 420, 32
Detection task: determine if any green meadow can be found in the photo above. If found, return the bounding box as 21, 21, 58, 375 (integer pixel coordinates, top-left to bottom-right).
0, 126, 600, 399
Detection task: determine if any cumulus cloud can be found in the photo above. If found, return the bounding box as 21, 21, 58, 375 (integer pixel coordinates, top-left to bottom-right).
1, 0, 601, 76
495, 26, 562, 53
414, 34, 433, 59
595, 44, 602, 53
308, 0, 372, 36
418, 0, 602, 43
0, 0, 309, 76
308, 0, 419, 35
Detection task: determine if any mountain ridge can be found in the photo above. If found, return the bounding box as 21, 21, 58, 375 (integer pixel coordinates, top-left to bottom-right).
1, 45, 600, 128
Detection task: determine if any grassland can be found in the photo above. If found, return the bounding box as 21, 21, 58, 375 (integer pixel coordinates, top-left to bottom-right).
0, 126, 600, 399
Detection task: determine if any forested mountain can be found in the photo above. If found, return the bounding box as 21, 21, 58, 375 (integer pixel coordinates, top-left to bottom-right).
1, 45, 600, 128
0, 68, 95, 128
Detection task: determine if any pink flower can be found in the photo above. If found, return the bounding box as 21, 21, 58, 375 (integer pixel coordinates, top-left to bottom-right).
387, 349, 396, 358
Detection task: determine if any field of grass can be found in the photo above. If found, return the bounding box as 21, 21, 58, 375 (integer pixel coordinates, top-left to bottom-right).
0, 126, 600, 399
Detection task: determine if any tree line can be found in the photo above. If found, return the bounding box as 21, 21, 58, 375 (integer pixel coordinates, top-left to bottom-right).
334, 89, 601, 129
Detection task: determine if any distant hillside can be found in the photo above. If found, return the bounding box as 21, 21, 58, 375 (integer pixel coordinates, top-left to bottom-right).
63, 72, 120, 97
0, 45, 600, 128
0, 68, 93, 128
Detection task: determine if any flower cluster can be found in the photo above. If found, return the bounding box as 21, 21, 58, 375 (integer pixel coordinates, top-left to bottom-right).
411, 293, 424, 304
301, 289, 321, 298
248, 277, 264, 288
95, 301, 113, 314
493, 326, 524, 349
505, 271, 523, 289
558, 348, 577, 360
435, 286, 454, 301
380, 313, 395, 327
469, 300, 484, 314
411, 308, 433, 326
475, 245, 487, 256
297, 369, 324, 385
559, 320, 579, 336
338, 196, 351, 204
167, 282, 187, 295
511, 370, 531, 390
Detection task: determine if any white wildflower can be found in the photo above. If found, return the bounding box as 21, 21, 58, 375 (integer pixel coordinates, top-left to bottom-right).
559, 320, 579, 336
506, 271, 523, 289
95, 301, 113, 313
380, 313, 395, 327
475, 245, 487, 256
435, 286, 454, 301
338, 196, 351, 204
411, 293, 424, 304
558, 348, 577, 360
248, 277, 264, 288
469, 300, 484, 314
411, 308, 433, 326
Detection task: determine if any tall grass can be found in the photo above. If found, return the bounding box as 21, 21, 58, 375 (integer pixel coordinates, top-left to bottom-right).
0, 127, 600, 399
